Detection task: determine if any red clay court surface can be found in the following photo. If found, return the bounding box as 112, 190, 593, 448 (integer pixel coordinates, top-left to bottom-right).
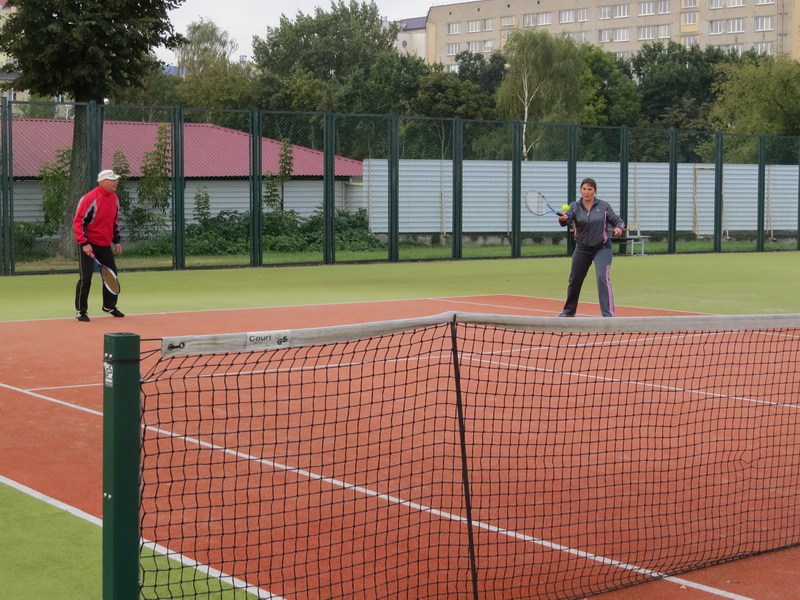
1, 294, 798, 600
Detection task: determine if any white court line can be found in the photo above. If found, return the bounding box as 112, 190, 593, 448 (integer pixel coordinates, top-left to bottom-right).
0, 292, 712, 325
1, 384, 760, 600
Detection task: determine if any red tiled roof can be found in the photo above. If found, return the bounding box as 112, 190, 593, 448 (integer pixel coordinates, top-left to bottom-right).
9, 118, 363, 178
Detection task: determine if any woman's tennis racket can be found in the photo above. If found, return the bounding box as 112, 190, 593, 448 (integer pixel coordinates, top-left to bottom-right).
89, 253, 121, 295
525, 190, 564, 216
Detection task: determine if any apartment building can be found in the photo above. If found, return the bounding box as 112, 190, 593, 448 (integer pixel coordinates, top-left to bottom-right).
425, 0, 794, 71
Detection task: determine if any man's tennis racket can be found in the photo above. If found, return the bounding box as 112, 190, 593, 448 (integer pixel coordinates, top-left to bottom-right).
89, 253, 121, 295
525, 190, 564, 216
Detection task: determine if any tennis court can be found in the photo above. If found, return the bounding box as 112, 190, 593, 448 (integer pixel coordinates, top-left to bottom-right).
2, 293, 800, 600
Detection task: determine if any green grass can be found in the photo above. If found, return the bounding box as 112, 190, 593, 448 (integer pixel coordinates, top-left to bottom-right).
2, 252, 800, 599
0, 483, 102, 598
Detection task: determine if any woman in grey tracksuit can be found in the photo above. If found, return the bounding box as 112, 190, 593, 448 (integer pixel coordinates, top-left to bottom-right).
557, 178, 625, 317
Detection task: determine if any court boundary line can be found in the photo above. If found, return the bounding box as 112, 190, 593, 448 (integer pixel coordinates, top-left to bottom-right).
0, 293, 713, 324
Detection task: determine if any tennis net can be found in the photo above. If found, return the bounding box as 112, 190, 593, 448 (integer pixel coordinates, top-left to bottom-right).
130, 312, 800, 599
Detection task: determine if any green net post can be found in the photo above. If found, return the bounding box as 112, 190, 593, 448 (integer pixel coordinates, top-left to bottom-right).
103, 333, 141, 600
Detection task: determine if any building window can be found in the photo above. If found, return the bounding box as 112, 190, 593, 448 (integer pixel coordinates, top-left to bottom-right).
613, 27, 630, 41
523, 13, 536, 26
468, 20, 481, 33
658, 24, 670, 37
447, 63, 459, 73
725, 43, 744, 55
447, 23, 459, 35
639, 2, 656, 15
638, 25, 655, 39
483, 40, 494, 52
709, 20, 724, 34
502, 16, 514, 26
598, 6, 612, 19
682, 35, 697, 46
755, 0, 774, 4
728, 0, 745, 6
599, 29, 612, 42
710, 0, 723, 7
538, 12, 552, 25
727, 18, 744, 32
577, 8, 588, 21
615, 51, 630, 58
658, 0, 671, 13
754, 41, 772, 53
468, 41, 481, 53
483, 19, 493, 30
682, 0, 696, 7
447, 43, 460, 56
560, 10, 575, 23
754, 15, 774, 31
502, 29, 512, 41
614, 4, 630, 17
682, 11, 697, 25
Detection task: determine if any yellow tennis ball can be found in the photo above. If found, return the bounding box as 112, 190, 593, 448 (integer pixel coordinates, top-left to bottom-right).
561, 205, 570, 211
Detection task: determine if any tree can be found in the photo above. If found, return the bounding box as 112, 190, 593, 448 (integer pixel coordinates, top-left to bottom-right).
333, 51, 430, 116
176, 58, 257, 114
495, 30, 586, 157
254, 1, 398, 81
38, 147, 72, 234
253, 0, 399, 112
410, 71, 491, 119
0, 0, 185, 257
176, 18, 239, 75
710, 53, 800, 137
457, 51, 507, 95
629, 41, 741, 129
133, 124, 172, 240
579, 45, 640, 127
455, 50, 507, 111
108, 63, 182, 120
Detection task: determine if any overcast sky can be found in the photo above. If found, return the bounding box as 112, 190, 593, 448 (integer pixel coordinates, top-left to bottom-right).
157, 0, 436, 63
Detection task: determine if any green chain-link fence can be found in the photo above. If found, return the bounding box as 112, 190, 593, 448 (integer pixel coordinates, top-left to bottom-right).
2, 99, 798, 275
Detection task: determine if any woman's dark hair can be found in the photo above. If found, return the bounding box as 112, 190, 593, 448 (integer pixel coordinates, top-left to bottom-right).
580, 177, 597, 190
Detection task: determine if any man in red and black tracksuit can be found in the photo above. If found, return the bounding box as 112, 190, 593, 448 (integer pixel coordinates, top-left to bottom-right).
73, 169, 125, 321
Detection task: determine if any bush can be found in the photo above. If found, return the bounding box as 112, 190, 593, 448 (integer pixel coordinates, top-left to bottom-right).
124, 234, 173, 257
123, 207, 384, 258
185, 210, 250, 255
13, 222, 53, 259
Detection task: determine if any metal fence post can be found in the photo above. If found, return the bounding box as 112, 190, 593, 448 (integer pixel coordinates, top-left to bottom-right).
250, 109, 264, 266
171, 105, 185, 269
323, 111, 336, 264
619, 125, 629, 223
714, 132, 724, 253
668, 127, 678, 253
452, 117, 463, 260
102, 333, 141, 600
1, 97, 11, 275
511, 121, 523, 258
757, 135, 766, 252
388, 114, 400, 262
